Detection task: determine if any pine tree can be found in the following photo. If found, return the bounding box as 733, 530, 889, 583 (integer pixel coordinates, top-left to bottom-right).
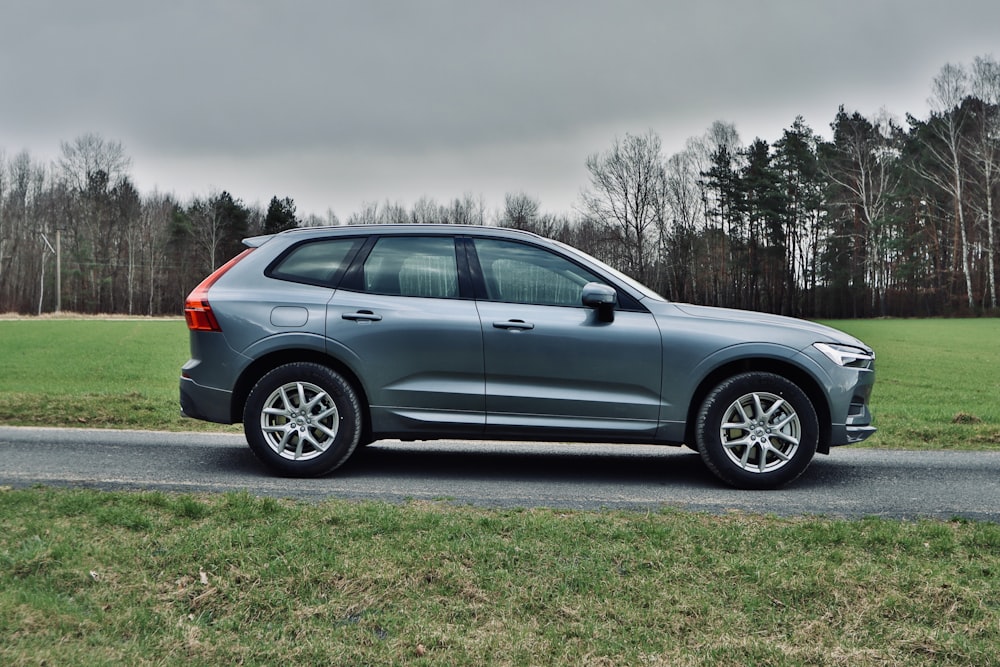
263, 196, 299, 235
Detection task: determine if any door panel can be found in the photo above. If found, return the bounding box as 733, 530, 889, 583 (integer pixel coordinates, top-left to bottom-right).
477, 303, 662, 435
470, 237, 663, 436
328, 292, 485, 431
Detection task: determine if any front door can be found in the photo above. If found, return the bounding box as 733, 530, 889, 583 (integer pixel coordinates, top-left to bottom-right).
471, 238, 662, 438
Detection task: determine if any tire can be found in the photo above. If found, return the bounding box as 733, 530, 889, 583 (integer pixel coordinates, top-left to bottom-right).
695, 372, 818, 490
243, 363, 362, 477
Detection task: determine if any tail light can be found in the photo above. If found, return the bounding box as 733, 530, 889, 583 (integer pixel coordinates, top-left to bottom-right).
184, 248, 255, 331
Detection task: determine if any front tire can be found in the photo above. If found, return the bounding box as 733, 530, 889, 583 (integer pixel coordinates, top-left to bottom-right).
696, 372, 818, 489
244, 363, 362, 477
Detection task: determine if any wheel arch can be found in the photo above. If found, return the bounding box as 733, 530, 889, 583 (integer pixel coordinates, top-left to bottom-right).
231, 350, 372, 442
684, 358, 832, 455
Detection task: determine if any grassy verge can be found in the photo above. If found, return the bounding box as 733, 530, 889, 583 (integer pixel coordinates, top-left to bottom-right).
2, 487, 998, 666
0, 318, 238, 433
1, 316, 999, 450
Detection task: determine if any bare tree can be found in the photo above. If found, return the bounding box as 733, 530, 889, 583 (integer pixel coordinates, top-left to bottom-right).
581, 130, 666, 282
132, 192, 176, 315
0, 150, 7, 302
705, 120, 742, 160
185, 193, 230, 272
411, 196, 442, 224
0, 151, 49, 312
500, 192, 541, 230
919, 63, 974, 309
446, 193, 486, 225
347, 201, 381, 226
57, 133, 131, 193
823, 107, 903, 314
661, 145, 706, 301
382, 199, 410, 225
968, 55, 1000, 308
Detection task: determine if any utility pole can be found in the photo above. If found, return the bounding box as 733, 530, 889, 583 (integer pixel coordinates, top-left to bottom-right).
40, 230, 62, 313
56, 229, 61, 313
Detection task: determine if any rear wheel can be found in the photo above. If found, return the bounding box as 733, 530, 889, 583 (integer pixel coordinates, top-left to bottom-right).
696, 372, 818, 489
244, 363, 362, 477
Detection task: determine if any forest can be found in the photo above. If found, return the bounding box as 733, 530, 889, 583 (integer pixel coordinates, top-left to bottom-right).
1, 56, 998, 319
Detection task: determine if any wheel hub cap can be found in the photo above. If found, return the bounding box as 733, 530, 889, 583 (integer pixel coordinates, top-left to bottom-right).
720, 391, 801, 474
260, 381, 340, 461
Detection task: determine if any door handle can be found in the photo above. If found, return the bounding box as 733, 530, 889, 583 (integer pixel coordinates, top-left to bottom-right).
493, 319, 534, 331
342, 310, 382, 322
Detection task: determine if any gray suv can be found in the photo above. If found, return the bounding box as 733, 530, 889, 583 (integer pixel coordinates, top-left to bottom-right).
180, 224, 875, 489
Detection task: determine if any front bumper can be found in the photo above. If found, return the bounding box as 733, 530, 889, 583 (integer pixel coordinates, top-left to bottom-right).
829, 370, 876, 447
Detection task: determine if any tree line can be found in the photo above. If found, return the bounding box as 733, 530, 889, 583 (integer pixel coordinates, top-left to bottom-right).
1, 56, 998, 318
569, 55, 1000, 319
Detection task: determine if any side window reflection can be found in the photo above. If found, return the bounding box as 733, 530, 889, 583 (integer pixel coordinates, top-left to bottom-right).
270, 238, 362, 285
362, 237, 459, 298
474, 239, 601, 306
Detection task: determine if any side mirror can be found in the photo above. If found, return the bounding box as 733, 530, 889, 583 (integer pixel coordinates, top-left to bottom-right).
581, 282, 617, 322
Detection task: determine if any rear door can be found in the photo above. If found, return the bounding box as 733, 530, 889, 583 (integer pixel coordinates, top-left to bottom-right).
325, 235, 485, 435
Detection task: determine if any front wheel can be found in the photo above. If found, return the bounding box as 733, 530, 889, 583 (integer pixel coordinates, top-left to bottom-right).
244, 363, 362, 477
695, 372, 818, 489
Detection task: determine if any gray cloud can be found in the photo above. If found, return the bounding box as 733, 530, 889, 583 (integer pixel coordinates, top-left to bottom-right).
3, 0, 999, 216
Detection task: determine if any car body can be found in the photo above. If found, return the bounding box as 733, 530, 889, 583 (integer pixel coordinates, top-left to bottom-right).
180, 224, 875, 489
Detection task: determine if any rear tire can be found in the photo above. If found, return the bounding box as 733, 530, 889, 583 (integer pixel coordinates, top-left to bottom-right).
244, 363, 362, 477
696, 372, 818, 489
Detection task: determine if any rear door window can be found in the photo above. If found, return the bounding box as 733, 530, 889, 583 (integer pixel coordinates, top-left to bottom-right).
360, 236, 460, 298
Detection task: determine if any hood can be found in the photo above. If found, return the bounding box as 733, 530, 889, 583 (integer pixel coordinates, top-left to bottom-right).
665, 303, 870, 351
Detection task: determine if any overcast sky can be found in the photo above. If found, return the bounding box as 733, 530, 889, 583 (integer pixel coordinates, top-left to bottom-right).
2, 0, 999, 220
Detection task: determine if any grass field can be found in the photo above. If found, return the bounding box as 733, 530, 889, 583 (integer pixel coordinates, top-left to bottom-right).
0, 318, 236, 432
1, 316, 998, 450
830, 318, 1000, 450
2, 488, 998, 666
2, 317, 999, 664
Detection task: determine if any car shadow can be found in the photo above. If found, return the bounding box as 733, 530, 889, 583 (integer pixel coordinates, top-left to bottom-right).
339, 442, 721, 487
219, 440, 852, 493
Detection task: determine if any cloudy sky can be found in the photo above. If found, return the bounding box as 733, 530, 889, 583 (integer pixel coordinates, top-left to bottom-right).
2, 0, 999, 220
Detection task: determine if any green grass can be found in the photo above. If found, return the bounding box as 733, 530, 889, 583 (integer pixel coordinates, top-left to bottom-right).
825, 318, 1000, 450
1, 487, 998, 666
1, 316, 999, 449
0, 318, 235, 432
2, 319, 999, 664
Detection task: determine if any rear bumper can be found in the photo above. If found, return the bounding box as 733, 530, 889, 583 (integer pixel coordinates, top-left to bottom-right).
179, 376, 235, 424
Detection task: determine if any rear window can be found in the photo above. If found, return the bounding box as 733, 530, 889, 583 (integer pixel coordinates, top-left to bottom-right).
268, 238, 363, 285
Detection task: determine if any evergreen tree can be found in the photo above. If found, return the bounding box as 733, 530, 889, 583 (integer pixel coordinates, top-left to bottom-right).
263, 196, 299, 235
774, 117, 825, 315
741, 138, 788, 313
701, 144, 743, 305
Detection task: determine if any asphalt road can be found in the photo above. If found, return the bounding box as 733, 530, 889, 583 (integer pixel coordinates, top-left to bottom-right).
1, 426, 997, 522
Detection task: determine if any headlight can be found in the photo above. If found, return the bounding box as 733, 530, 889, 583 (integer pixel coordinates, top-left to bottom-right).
813, 342, 875, 368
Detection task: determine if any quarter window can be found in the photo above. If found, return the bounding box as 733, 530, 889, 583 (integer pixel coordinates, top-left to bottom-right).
269, 238, 363, 285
